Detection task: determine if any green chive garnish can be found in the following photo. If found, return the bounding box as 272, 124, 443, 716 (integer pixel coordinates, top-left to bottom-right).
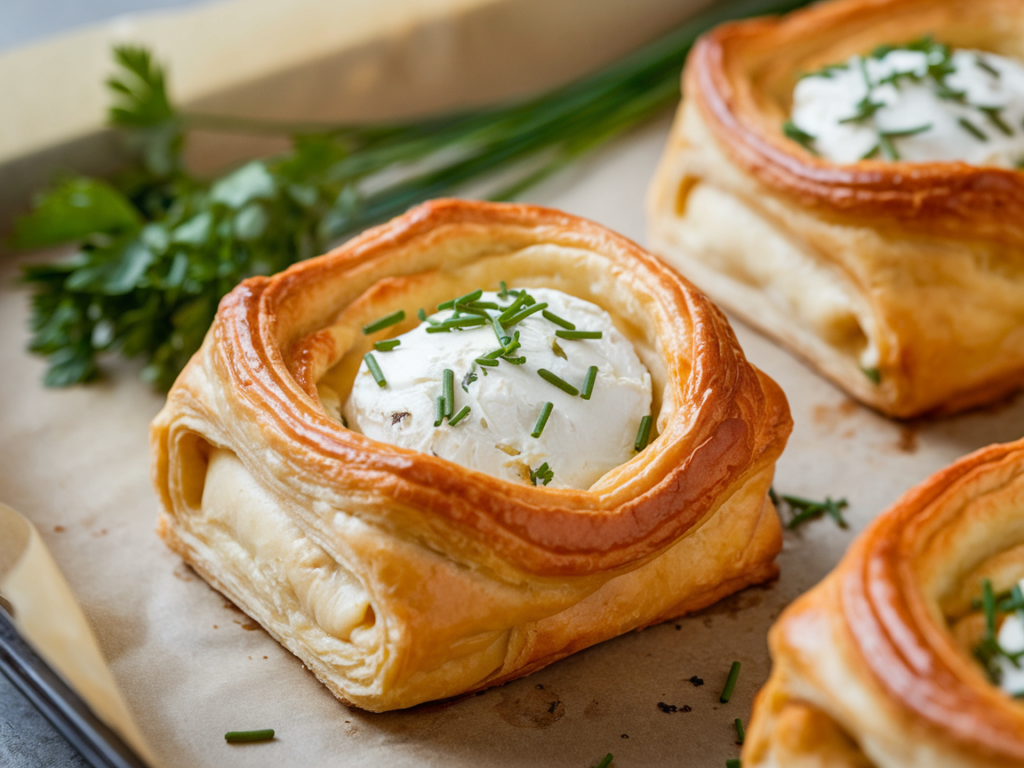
861, 366, 881, 384
475, 357, 500, 367
502, 301, 548, 327
425, 316, 487, 333
977, 55, 1000, 78
782, 120, 817, 153
498, 281, 511, 299
434, 396, 445, 427
581, 366, 598, 400
502, 356, 526, 365
537, 368, 579, 396
364, 353, 386, 388
596, 755, 613, 768
555, 330, 602, 340
448, 405, 471, 426
878, 133, 899, 161
735, 718, 745, 744
726, 761, 741, 768
532, 402, 554, 438
374, 339, 401, 352
542, 310, 575, 330
958, 117, 987, 141
362, 310, 405, 334
529, 462, 554, 487
720, 661, 741, 703
225, 729, 275, 743
443, 369, 454, 418
437, 289, 483, 310
980, 107, 1013, 137
498, 292, 529, 322
492, 316, 509, 346
634, 415, 652, 452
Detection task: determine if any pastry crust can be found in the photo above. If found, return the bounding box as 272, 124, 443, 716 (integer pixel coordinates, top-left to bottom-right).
744, 437, 1024, 768
151, 198, 791, 711
647, 0, 1024, 418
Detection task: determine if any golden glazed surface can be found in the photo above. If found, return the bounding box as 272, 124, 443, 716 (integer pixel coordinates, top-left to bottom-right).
647, 0, 1024, 418
150, 199, 791, 711
745, 437, 1024, 768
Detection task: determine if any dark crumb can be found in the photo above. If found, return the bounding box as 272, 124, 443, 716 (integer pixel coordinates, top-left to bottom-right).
688, 676, 704, 687
53, 525, 65, 533
547, 700, 561, 714
683, 705, 691, 712
213, 625, 218, 629
263, 656, 268, 659
475, 691, 486, 696
621, 734, 629, 739
390, 411, 411, 426
675, 624, 681, 630
536, 684, 544, 690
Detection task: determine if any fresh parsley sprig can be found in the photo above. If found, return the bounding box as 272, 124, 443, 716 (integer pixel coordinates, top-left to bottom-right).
15, 0, 815, 390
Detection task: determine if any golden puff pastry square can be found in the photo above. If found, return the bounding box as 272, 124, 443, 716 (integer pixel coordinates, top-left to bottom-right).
745, 437, 1024, 768
647, 0, 1024, 419
150, 199, 791, 712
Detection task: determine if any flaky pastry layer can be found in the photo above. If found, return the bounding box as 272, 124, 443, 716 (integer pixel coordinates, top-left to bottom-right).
647, 0, 1024, 418
151, 199, 791, 711
745, 437, 1024, 768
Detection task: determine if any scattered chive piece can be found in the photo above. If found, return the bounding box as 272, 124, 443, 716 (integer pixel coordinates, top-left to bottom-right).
861, 366, 881, 384
443, 369, 454, 418
492, 315, 509, 346
879, 124, 931, 138
362, 310, 405, 334
437, 289, 483, 310
502, 355, 526, 365
497, 292, 529, 323
878, 133, 899, 161
502, 301, 548, 327
475, 357, 500, 367
498, 281, 510, 299
782, 120, 817, 153
542, 309, 575, 330
768, 486, 779, 505
781, 494, 849, 529
735, 718, 745, 744
634, 415, 652, 452
529, 462, 554, 486
720, 661, 742, 703
532, 402, 554, 438
374, 339, 401, 352
462, 369, 478, 392
581, 365, 598, 400
958, 117, 988, 141
364, 353, 386, 388
425, 317, 488, 333
448, 405, 471, 426
434, 396, 445, 427
596, 755, 613, 768
726, 761, 741, 768
555, 330, 602, 340
537, 368, 579, 396
224, 729, 274, 743
977, 55, 1001, 78
980, 106, 1013, 137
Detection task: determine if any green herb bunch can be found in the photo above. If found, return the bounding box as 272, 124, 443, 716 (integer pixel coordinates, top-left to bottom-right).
974, 578, 1024, 691
14, 0, 812, 390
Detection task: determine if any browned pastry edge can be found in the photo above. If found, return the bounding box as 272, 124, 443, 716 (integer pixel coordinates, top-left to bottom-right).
687, 0, 1024, 246
189, 198, 791, 578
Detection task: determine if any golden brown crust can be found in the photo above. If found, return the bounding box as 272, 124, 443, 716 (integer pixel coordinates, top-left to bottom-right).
647, 0, 1024, 419
745, 438, 1024, 767
151, 198, 792, 710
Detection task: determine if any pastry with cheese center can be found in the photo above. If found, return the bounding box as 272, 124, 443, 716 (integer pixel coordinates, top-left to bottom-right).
647, 0, 1024, 418
151, 199, 791, 712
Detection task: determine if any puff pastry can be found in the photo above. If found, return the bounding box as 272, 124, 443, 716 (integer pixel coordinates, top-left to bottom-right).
150, 198, 791, 711
647, 0, 1024, 418
744, 436, 1024, 768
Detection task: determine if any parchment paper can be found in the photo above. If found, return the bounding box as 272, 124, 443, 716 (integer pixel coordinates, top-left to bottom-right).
3, 2, 1024, 767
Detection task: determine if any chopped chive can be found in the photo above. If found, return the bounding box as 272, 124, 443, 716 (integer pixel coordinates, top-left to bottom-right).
434, 396, 445, 427
980, 107, 1013, 137
537, 368, 579, 396
782, 120, 817, 153
880, 124, 931, 138
782, 494, 849, 529
726, 761, 741, 768
861, 366, 881, 384
878, 133, 899, 161
735, 718, 745, 744
596, 755, 613, 768
555, 330, 602, 340
425, 316, 487, 333
720, 661, 741, 703
532, 402, 554, 438
374, 339, 401, 352
460, 300, 499, 311
437, 289, 483, 311
502, 301, 548, 327
958, 117, 987, 141
448, 405, 471, 426
462, 369, 477, 392
501, 356, 526, 365
417, 308, 439, 326
475, 357, 500, 367
550, 338, 567, 360
498, 280, 510, 299
529, 462, 554, 486
443, 369, 454, 418
983, 578, 997, 639
363, 353, 386, 388
482, 347, 506, 360
492, 315, 509, 346
977, 55, 1001, 78
860, 144, 880, 161
362, 310, 405, 334
634, 415, 652, 452
225, 729, 274, 743
542, 309, 575, 330
498, 292, 529, 321
581, 365, 598, 400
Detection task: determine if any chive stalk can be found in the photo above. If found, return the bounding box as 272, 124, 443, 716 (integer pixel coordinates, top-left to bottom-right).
555, 330, 602, 340
720, 661, 741, 703
542, 309, 575, 329
225, 729, 275, 743
362, 310, 405, 334
532, 402, 554, 438
434, 396, 446, 427
502, 302, 548, 327
443, 369, 454, 418
596, 755, 613, 768
374, 339, 401, 351
634, 415, 652, 451
448, 405, 471, 426
537, 368, 579, 396
581, 366, 598, 400
364, 353, 387, 387
735, 718, 745, 744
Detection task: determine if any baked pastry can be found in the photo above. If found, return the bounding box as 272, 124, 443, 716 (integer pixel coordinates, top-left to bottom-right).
150, 198, 791, 712
647, 0, 1024, 419
744, 436, 1024, 768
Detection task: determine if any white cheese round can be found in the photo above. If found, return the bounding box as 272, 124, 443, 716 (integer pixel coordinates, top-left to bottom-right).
995, 578, 1024, 696
790, 46, 1024, 166
342, 288, 652, 490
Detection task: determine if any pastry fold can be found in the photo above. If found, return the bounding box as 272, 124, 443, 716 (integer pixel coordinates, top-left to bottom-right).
745, 437, 1024, 768
151, 199, 791, 711
647, 0, 1024, 418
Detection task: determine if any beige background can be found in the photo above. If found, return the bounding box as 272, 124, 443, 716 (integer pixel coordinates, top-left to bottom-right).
2, 0, 1023, 766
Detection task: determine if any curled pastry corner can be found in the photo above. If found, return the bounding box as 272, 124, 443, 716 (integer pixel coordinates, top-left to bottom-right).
745, 437, 1024, 767
647, 0, 1024, 419
150, 198, 791, 711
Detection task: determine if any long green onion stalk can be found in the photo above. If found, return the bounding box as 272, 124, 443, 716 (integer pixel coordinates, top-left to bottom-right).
13, 0, 810, 389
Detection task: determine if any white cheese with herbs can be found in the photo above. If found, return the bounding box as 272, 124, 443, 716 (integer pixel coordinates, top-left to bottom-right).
341, 287, 652, 490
